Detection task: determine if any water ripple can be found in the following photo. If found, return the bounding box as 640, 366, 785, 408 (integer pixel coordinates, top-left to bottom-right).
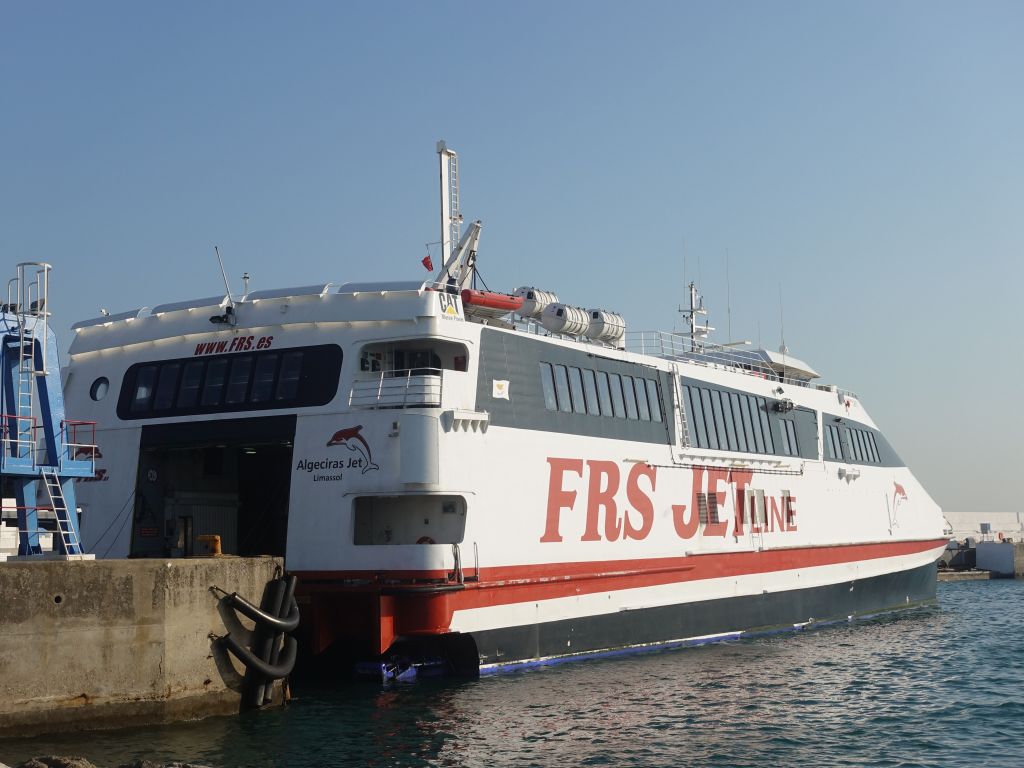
4, 581, 1024, 767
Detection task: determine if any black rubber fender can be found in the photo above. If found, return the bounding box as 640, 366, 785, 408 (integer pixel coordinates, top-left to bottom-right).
221, 632, 298, 680
228, 591, 300, 633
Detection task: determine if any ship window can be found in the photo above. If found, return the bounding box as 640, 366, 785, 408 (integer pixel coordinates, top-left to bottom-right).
225, 355, 254, 405
867, 432, 880, 463
595, 371, 613, 416
716, 391, 733, 450
176, 361, 204, 408
645, 379, 662, 422
686, 386, 707, 448
729, 393, 748, 452
738, 395, 756, 452
824, 424, 839, 459
201, 358, 229, 406
582, 369, 601, 416
275, 351, 303, 400
568, 367, 587, 414
859, 431, 871, 462
746, 396, 765, 453
153, 363, 181, 411
553, 365, 572, 413
845, 428, 858, 461
539, 363, 558, 411
608, 373, 626, 418
250, 354, 279, 403
758, 399, 775, 453
622, 375, 639, 419
131, 365, 158, 412
699, 388, 719, 450
117, 344, 342, 420
779, 420, 798, 456
697, 492, 709, 525
634, 377, 651, 421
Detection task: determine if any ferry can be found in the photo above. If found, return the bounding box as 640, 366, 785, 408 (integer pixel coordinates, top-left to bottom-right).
63, 142, 947, 675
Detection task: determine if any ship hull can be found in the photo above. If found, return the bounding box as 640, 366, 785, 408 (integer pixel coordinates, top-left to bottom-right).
297, 541, 944, 675
470, 558, 937, 671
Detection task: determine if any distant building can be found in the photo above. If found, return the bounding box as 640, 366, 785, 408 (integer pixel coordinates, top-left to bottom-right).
944, 511, 1024, 543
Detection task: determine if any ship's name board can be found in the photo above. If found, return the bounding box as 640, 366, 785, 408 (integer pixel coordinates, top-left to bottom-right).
193, 335, 274, 356
542, 459, 797, 543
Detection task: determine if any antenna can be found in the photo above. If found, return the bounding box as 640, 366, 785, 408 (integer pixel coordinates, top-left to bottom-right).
242, 272, 250, 296
214, 246, 235, 304
778, 283, 788, 355
726, 250, 732, 342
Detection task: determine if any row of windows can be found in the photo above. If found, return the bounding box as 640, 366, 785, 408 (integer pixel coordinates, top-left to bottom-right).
824, 423, 882, 464
539, 363, 663, 423
847, 426, 881, 463
117, 345, 343, 419
683, 385, 796, 456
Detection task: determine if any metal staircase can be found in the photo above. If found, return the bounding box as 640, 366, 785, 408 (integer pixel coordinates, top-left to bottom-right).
41, 468, 82, 555
1, 262, 95, 558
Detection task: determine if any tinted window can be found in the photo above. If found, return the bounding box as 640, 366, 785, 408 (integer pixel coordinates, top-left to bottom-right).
634, 378, 651, 421
758, 399, 774, 453
686, 386, 708, 448
117, 345, 342, 419
622, 375, 639, 419
177, 361, 204, 408
582, 369, 601, 416
596, 371, 613, 416
276, 352, 303, 400
225, 356, 253, 405
553, 365, 572, 413
645, 379, 662, 422
251, 354, 279, 403
201, 359, 229, 406
608, 373, 626, 418
568, 367, 587, 414
539, 363, 557, 410
729, 393, 747, 451
131, 366, 157, 412
699, 388, 719, 450
153, 363, 180, 411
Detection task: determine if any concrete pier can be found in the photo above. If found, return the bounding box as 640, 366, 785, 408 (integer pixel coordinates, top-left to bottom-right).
0, 556, 282, 738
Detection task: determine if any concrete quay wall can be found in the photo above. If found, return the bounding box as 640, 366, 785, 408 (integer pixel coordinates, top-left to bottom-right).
0, 556, 282, 738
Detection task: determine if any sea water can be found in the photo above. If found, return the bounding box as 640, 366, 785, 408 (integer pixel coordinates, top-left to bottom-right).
4, 579, 1023, 768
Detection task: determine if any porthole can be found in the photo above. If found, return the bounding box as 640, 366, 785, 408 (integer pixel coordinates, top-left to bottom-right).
89, 377, 109, 401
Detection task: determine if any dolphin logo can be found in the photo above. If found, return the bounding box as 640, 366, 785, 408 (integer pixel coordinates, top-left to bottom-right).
893, 480, 908, 510
326, 424, 379, 474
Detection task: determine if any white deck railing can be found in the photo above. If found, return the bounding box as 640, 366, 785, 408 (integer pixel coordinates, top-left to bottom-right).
349, 368, 443, 409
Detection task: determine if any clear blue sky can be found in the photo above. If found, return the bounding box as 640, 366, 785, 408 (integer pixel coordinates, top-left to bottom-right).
2, 1, 1020, 511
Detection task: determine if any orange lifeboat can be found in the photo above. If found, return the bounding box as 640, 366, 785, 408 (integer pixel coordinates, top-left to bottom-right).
460, 289, 524, 319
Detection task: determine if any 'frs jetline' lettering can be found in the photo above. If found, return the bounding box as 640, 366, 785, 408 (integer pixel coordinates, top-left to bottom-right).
542, 458, 797, 543
193, 335, 273, 356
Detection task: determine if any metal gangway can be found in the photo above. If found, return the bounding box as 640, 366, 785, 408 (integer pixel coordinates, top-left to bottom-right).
1, 263, 96, 558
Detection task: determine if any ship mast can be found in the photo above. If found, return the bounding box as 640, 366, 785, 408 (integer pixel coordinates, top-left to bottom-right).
679, 281, 713, 352
433, 140, 483, 291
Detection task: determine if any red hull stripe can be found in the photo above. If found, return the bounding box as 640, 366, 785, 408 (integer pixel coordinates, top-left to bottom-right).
296, 538, 947, 608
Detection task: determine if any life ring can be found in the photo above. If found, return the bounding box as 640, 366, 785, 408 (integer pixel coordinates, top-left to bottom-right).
998, 532, 1005, 542
417, 536, 436, 545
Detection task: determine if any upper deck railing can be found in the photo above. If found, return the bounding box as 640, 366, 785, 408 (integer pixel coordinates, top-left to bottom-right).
349, 368, 443, 409
625, 331, 815, 388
